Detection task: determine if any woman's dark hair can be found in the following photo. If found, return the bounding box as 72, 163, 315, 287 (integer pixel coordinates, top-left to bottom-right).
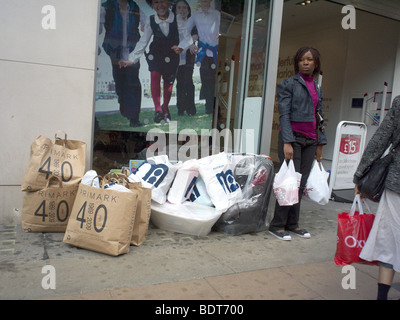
294, 47, 321, 76
172, 0, 192, 18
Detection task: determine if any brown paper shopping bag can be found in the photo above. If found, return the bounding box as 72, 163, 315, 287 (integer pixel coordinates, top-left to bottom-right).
129, 183, 152, 246
63, 178, 138, 256
21, 131, 86, 191
22, 175, 79, 232
104, 173, 152, 246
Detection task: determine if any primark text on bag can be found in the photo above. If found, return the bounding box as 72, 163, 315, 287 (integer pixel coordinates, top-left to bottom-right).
21, 131, 86, 192
22, 175, 78, 232
63, 176, 138, 256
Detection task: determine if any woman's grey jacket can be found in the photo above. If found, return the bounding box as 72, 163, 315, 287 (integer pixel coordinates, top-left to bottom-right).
353, 95, 400, 194
277, 73, 327, 145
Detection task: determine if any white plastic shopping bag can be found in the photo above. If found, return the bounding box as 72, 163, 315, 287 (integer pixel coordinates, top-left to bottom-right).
128, 155, 180, 204
273, 159, 301, 206
303, 161, 330, 205
167, 159, 199, 204
198, 152, 243, 212
189, 176, 213, 206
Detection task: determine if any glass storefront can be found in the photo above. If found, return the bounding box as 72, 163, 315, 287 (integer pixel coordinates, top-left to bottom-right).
92, 0, 274, 175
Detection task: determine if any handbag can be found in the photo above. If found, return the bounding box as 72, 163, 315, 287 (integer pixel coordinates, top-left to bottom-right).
334, 195, 377, 266
357, 139, 400, 202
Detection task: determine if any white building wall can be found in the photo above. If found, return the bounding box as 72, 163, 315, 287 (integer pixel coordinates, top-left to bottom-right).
0, 0, 99, 222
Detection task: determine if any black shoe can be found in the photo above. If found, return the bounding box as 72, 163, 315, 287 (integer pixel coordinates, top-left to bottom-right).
268, 230, 292, 241
288, 228, 311, 238
164, 110, 171, 123
130, 119, 142, 127
154, 111, 164, 123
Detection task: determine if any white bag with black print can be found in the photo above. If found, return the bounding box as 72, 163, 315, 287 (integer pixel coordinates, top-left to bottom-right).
129, 155, 180, 204
198, 152, 243, 212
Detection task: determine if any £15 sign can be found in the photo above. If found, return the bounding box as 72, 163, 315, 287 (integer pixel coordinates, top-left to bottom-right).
339, 135, 361, 155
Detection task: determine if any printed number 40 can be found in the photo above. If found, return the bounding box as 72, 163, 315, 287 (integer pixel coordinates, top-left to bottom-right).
39, 156, 73, 182
76, 201, 107, 233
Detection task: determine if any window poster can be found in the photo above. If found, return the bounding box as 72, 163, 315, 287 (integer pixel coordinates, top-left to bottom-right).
95, 0, 221, 135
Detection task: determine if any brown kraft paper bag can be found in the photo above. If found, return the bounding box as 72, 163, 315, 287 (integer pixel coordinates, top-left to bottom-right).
21, 132, 86, 191
63, 180, 138, 256
129, 183, 152, 246
22, 175, 79, 232
104, 174, 152, 246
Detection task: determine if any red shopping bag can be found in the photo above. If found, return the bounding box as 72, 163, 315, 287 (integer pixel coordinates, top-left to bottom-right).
334, 195, 377, 266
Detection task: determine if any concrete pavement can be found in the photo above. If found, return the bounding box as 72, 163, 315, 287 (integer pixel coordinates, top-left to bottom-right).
1, 196, 400, 301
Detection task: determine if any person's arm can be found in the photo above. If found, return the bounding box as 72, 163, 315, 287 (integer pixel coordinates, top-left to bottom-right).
120, 16, 152, 67
277, 79, 296, 160
353, 96, 400, 183
139, 8, 147, 32
315, 145, 323, 162
174, 14, 194, 52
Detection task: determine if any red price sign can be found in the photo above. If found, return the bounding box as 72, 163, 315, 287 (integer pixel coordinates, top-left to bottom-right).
339, 135, 361, 155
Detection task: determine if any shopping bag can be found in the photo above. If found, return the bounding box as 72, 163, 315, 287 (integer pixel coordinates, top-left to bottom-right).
129, 155, 179, 204
273, 159, 302, 206
198, 152, 243, 212
303, 160, 330, 205
63, 177, 138, 256
334, 195, 377, 266
21, 131, 86, 191
128, 183, 152, 246
167, 159, 199, 204
22, 175, 79, 232
102, 172, 152, 246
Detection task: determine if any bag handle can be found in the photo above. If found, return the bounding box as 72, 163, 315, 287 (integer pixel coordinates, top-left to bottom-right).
91, 175, 103, 188
350, 194, 366, 216
54, 130, 68, 146
45, 175, 63, 188
103, 172, 130, 187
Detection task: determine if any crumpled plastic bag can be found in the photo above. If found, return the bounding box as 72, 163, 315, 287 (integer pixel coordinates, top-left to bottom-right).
303, 160, 330, 205
273, 159, 301, 206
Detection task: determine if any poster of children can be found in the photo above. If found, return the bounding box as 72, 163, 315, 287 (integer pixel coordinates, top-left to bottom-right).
95, 0, 221, 134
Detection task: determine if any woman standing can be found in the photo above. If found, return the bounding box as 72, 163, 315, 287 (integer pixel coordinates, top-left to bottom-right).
354, 96, 400, 300
269, 47, 327, 241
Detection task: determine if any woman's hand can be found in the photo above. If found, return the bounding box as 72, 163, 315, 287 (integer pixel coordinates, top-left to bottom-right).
315, 145, 323, 162
284, 143, 293, 160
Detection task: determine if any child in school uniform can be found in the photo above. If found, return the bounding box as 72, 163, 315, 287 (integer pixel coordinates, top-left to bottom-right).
186, 0, 220, 114
119, 0, 193, 123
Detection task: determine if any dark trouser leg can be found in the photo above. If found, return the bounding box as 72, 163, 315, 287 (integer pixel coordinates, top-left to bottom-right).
112, 62, 142, 122
269, 132, 317, 231
199, 56, 216, 114
176, 66, 186, 115
183, 64, 196, 115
